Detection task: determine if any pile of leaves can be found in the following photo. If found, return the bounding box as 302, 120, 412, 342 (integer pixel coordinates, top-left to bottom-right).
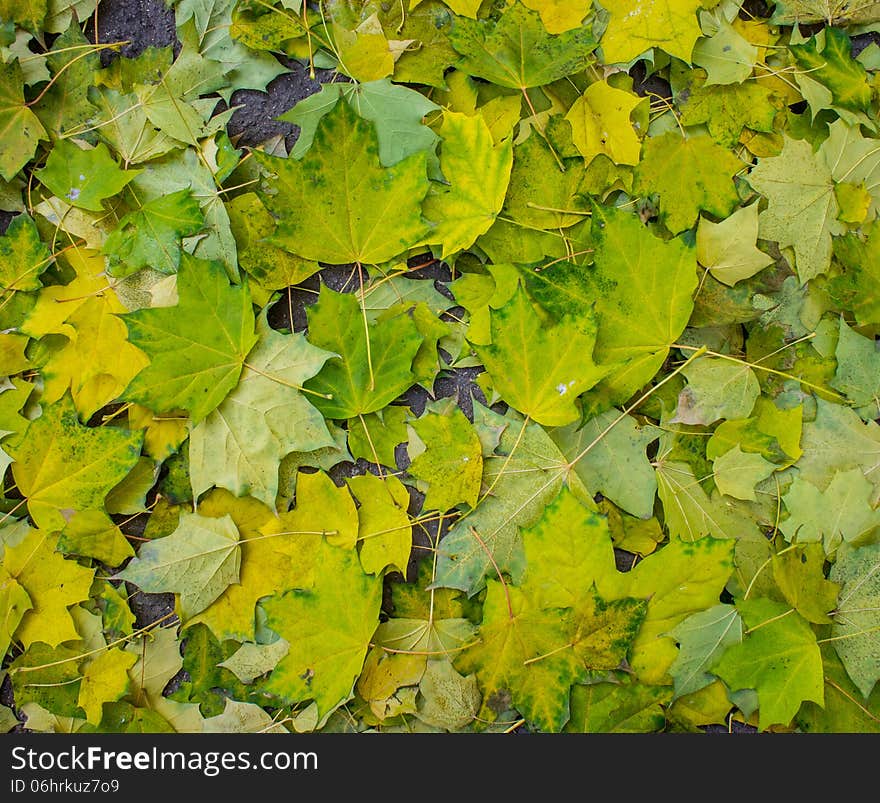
1, 0, 880, 735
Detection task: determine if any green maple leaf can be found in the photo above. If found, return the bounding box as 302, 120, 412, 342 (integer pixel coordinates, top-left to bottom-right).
454, 580, 583, 732
501, 133, 590, 231
656, 460, 764, 542
712, 446, 776, 502
127, 147, 239, 281
579, 203, 697, 399
226, 192, 319, 304
303, 286, 422, 420
1, 527, 94, 648
5, 395, 143, 531
520, 486, 618, 609
189, 315, 334, 508
781, 468, 880, 551
218, 640, 289, 684
408, 406, 484, 511
281, 79, 440, 167
36, 140, 141, 212
117, 512, 241, 620
256, 99, 430, 265
599, 0, 702, 64
175, 0, 288, 97
104, 189, 204, 277
692, 18, 758, 85
713, 598, 824, 730
363, 2, 454, 88
668, 604, 742, 699
133, 19, 229, 147
0, 60, 47, 181
347, 406, 408, 467
422, 110, 513, 259
604, 536, 736, 683
548, 409, 659, 520
86, 87, 178, 166
32, 23, 99, 139
633, 132, 742, 234
474, 285, 608, 427
791, 28, 872, 113
0, 213, 51, 292
796, 398, 880, 496
433, 405, 591, 595
678, 79, 779, 147
449, 0, 597, 89
122, 255, 257, 425
830, 542, 880, 699
261, 538, 383, 718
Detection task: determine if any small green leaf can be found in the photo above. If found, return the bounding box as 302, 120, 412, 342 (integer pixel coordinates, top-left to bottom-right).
303, 286, 422, 420
104, 189, 204, 276
36, 140, 141, 212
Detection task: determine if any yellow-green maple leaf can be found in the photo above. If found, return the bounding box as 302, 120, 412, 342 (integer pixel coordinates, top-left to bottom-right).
422, 110, 513, 259
1, 528, 94, 648
6, 395, 144, 531
191, 475, 358, 642
77, 647, 137, 725
475, 285, 609, 427
599, 0, 703, 64
262, 537, 383, 718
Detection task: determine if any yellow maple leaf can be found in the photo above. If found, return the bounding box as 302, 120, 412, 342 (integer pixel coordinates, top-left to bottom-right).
599, 0, 703, 64
2, 528, 95, 648
21, 249, 148, 419
565, 80, 646, 166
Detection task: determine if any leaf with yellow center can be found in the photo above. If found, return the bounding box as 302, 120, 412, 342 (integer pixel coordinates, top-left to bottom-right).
422, 110, 513, 259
